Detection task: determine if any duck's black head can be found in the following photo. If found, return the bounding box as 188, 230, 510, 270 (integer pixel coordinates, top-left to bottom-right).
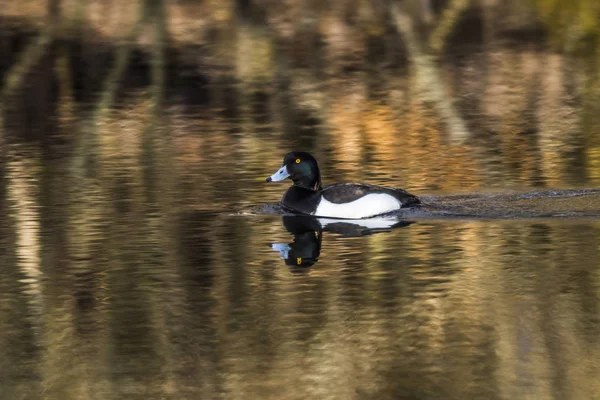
266, 151, 322, 191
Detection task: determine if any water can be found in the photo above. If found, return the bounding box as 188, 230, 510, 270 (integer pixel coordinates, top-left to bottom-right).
0, 137, 599, 400
2, 1, 600, 398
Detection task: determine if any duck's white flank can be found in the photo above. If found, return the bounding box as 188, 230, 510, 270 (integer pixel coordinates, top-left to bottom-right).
314, 193, 401, 219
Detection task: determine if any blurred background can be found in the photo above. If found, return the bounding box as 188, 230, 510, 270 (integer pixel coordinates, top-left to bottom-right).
1, 1, 600, 399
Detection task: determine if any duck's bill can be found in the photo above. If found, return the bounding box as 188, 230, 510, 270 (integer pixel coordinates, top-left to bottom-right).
270, 243, 291, 259
266, 165, 290, 182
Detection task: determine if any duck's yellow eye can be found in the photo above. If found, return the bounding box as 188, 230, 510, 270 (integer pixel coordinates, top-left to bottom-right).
297, 257, 302, 265
295, 158, 301, 164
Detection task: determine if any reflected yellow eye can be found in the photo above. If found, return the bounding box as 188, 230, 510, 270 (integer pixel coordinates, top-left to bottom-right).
295, 158, 301, 164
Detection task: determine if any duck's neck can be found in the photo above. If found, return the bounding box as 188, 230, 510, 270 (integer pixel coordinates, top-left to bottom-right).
294, 175, 322, 191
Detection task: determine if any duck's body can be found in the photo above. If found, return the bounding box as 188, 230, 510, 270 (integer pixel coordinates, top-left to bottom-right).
266, 152, 420, 219
281, 183, 419, 219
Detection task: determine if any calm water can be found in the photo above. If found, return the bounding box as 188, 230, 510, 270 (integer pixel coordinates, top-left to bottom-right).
2, 1, 600, 398
0, 136, 599, 400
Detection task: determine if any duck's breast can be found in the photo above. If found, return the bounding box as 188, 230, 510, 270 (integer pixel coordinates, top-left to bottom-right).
281, 186, 321, 215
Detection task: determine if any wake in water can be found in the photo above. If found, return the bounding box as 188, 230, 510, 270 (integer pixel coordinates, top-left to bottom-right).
247, 189, 600, 219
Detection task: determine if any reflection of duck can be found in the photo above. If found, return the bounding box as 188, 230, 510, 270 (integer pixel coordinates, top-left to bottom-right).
266, 152, 420, 219
271, 216, 322, 268
271, 216, 413, 268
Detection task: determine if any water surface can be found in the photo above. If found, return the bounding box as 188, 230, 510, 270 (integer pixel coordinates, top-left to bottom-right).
1, 1, 600, 397
1, 140, 599, 400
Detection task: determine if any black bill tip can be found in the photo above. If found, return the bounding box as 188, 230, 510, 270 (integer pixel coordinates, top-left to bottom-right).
266, 177, 272, 182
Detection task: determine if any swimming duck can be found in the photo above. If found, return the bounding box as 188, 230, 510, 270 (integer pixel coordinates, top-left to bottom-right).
266, 152, 420, 219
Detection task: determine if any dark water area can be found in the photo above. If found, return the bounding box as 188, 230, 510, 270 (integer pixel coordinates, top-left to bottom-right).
2, 1, 600, 399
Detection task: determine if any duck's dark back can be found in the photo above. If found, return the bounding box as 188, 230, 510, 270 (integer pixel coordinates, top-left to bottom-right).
321, 183, 421, 207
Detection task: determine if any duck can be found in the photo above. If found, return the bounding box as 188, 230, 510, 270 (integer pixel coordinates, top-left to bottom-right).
266, 151, 420, 219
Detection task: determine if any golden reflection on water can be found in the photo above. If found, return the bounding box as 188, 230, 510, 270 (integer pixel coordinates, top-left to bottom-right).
6, 148, 42, 295
1, 1, 600, 398
1, 143, 600, 399
1, 77, 599, 400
